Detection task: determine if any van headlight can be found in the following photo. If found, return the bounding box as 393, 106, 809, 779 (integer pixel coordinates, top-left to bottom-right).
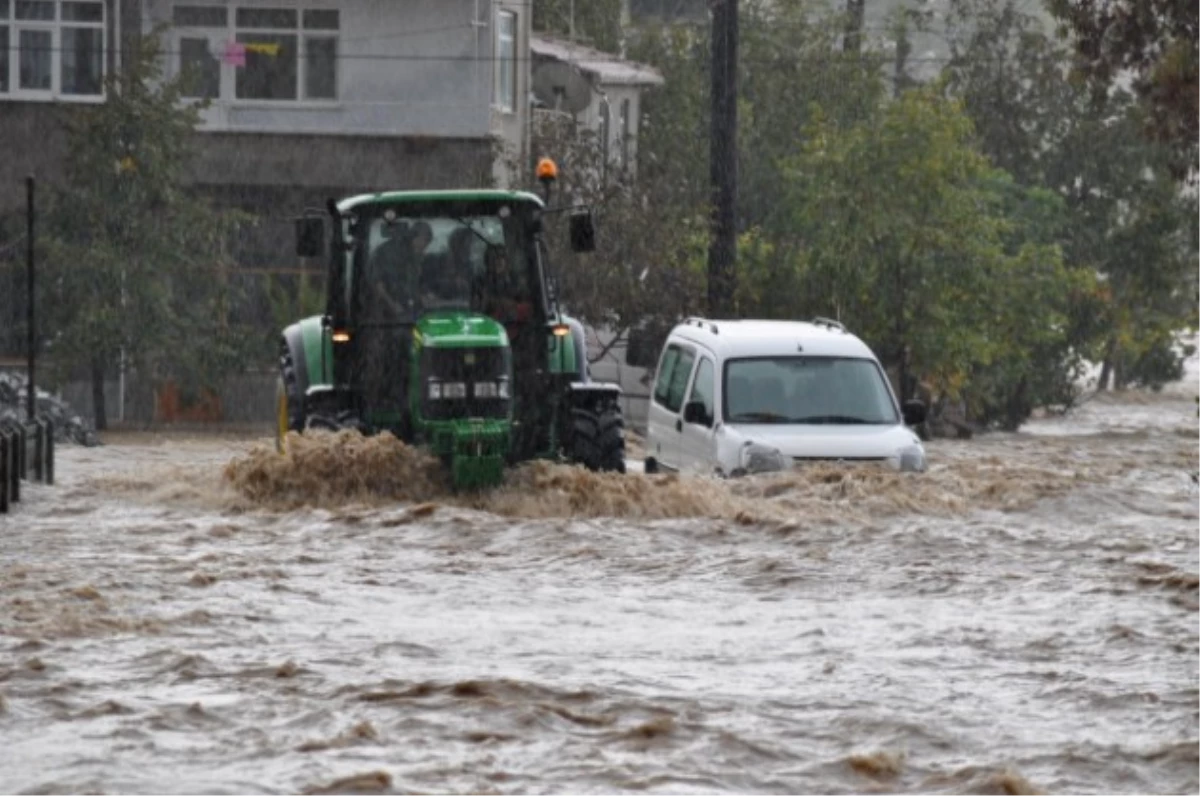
888, 443, 926, 473
739, 441, 788, 474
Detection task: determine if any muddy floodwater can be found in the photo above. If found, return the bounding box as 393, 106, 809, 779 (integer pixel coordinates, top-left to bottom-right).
1, 386, 1197, 794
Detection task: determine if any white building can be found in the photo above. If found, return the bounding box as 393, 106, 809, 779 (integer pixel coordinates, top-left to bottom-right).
530, 33, 663, 179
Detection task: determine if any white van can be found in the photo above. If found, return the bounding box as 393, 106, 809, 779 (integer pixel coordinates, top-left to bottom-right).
643, 318, 928, 476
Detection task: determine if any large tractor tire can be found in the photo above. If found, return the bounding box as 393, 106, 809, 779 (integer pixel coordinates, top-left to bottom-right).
570, 401, 626, 474
276, 350, 305, 453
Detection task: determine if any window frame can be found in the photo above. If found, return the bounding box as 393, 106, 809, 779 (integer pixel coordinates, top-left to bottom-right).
653, 342, 697, 414
1, 0, 104, 102
169, 2, 340, 106
493, 8, 516, 113
685, 355, 715, 425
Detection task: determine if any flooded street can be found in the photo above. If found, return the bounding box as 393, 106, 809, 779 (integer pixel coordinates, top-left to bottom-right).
1, 385, 1196, 794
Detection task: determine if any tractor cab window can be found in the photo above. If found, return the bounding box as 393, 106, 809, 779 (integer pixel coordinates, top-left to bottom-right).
360, 210, 532, 324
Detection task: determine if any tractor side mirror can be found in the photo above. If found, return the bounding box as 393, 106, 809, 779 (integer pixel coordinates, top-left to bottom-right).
902, 399, 927, 426
683, 400, 712, 427
569, 209, 596, 253
625, 325, 659, 369
295, 216, 325, 258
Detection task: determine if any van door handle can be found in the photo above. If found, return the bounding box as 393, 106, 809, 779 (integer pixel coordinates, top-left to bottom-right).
675, 418, 682, 432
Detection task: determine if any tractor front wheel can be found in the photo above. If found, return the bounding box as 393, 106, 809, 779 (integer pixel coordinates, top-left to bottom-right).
569, 401, 626, 474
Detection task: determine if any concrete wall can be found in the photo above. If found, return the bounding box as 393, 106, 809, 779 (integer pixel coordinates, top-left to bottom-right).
190, 132, 494, 191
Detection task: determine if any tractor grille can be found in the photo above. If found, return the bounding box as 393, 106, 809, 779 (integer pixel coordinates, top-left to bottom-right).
420, 347, 512, 421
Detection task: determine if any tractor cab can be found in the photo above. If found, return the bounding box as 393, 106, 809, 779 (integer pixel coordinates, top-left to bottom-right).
281, 163, 624, 489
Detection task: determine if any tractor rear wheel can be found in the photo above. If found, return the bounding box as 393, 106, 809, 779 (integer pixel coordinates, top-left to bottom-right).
276, 350, 305, 453
570, 401, 626, 474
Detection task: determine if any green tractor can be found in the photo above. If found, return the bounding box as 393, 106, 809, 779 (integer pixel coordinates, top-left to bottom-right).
275, 160, 625, 489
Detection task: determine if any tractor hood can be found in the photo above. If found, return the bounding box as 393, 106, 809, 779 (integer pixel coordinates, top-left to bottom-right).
415, 311, 509, 349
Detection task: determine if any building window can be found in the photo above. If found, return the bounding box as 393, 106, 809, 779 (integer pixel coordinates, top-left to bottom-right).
494, 9, 515, 112
171, 4, 339, 102
62, 2, 103, 95
0, 0, 104, 98
235, 7, 298, 101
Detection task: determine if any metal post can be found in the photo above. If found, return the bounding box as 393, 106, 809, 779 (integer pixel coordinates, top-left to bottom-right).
45, 420, 54, 486
4, 430, 18, 504
33, 420, 43, 482
0, 433, 8, 513
26, 175, 36, 422
17, 425, 27, 481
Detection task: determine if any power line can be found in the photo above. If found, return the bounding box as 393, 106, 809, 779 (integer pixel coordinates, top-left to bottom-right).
8, 41, 1041, 65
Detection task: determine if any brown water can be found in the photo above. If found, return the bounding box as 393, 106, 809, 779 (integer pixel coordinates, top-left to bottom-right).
2, 387, 1196, 794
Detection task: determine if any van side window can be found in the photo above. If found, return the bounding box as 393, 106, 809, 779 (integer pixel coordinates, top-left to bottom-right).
653, 343, 696, 413
687, 357, 714, 421
652, 345, 682, 406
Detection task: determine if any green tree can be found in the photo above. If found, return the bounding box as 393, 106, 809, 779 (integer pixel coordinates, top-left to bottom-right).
40, 34, 249, 429
942, 0, 1199, 390
779, 87, 1080, 426
1046, 0, 1197, 181
533, 0, 626, 53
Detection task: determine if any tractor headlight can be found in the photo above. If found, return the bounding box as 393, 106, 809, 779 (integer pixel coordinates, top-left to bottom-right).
470, 380, 511, 400
427, 380, 467, 400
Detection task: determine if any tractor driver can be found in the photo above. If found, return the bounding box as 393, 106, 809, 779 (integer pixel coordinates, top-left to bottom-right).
475, 245, 532, 333
423, 226, 475, 305
369, 220, 432, 319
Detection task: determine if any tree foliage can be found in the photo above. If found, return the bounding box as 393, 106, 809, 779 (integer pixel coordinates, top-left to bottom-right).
1045, 0, 1198, 180
777, 87, 1084, 425
39, 34, 250, 426
532, 0, 627, 53
530, 0, 1195, 431
942, 0, 1198, 390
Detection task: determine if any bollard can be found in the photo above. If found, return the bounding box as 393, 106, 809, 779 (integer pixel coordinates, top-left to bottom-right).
18, 424, 28, 481
0, 433, 8, 513
8, 429, 18, 505
31, 421, 41, 482
2, 429, 16, 506
45, 420, 54, 486
35, 420, 46, 483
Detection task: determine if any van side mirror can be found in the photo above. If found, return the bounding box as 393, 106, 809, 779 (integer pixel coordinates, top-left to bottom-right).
295, 216, 325, 258
569, 209, 596, 253
902, 399, 927, 426
625, 326, 658, 368
684, 400, 711, 427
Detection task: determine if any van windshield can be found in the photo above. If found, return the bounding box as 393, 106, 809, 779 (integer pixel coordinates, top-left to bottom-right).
723, 356, 898, 424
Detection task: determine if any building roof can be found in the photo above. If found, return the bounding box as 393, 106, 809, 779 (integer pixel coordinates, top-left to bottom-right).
530, 34, 665, 87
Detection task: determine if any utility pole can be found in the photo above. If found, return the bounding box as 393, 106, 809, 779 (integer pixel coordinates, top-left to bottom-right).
843, 0, 865, 54
707, 0, 738, 318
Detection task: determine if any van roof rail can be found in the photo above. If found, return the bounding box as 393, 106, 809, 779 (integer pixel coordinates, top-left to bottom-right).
811, 316, 846, 333
683, 316, 720, 335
